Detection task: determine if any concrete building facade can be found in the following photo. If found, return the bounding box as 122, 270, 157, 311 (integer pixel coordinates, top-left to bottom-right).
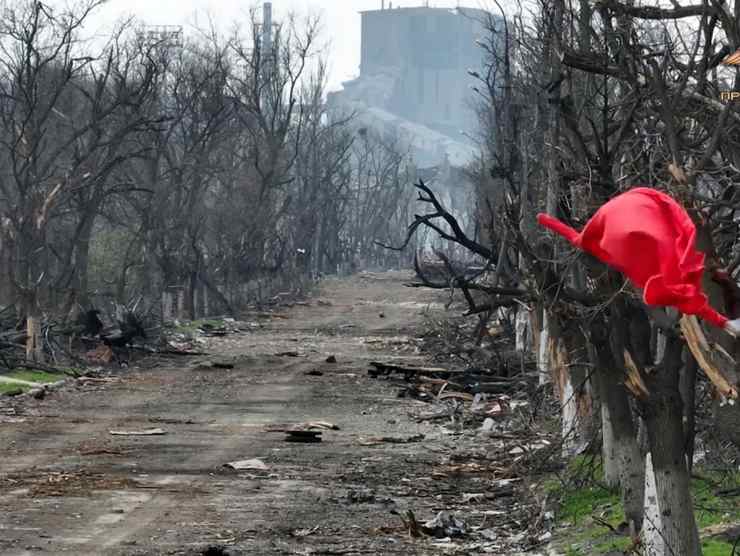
327, 4, 491, 245
328, 5, 489, 170
359, 5, 486, 138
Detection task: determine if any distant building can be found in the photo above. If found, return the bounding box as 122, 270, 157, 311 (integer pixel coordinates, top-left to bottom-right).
359, 5, 486, 138
328, 5, 493, 240
330, 5, 489, 167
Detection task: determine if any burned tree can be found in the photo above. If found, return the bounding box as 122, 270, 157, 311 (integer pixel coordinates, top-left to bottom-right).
388, 0, 740, 553
0, 1, 159, 359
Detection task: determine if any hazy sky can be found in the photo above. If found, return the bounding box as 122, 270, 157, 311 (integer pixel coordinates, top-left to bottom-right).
75, 1, 489, 92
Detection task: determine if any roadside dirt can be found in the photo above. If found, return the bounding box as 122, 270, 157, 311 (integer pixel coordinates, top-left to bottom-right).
0, 271, 541, 556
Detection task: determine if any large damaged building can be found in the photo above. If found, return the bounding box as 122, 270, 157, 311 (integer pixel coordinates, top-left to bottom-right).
327, 4, 489, 230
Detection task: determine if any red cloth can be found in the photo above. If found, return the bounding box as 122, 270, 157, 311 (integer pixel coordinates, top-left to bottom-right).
537, 187, 728, 328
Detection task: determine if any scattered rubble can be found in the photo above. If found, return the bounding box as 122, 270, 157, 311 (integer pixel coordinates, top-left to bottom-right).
201, 545, 234, 556
275, 351, 301, 357
1, 273, 561, 555
224, 458, 268, 471
358, 434, 425, 446
422, 511, 467, 538
264, 421, 340, 443
291, 525, 320, 537
109, 428, 167, 436
343, 488, 390, 504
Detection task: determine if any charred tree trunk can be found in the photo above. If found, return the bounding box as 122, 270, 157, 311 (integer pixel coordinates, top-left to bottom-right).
539, 0, 564, 387
640, 334, 701, 556
552, 315, 595, 456
188, 271, 198, 320
600, 403, 620, 487
695, 223, 740, 448
591, 317, 645, 530
61, 216, 95, 317
516, 105, 532, 355
25, 295, 43, 362
0, 233, 13, 308
538, 309, 551, 385
679, 356, 697, 472
17, 227, 45, 362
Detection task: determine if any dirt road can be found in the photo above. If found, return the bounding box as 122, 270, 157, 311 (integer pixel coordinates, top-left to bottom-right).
0, 272, 531, 556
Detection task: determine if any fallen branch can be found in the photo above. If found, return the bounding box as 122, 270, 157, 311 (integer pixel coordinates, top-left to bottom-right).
368, 361, 456, 380
680, 316, 738, 399
622, 349, 651, 400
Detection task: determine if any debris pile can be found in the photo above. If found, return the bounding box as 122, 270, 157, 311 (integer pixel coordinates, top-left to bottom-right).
164, 317, 250, 354
0, 303, 159, 373
367, 360, 535, 430
264, 421, 340, 443
359, 331, 558, 552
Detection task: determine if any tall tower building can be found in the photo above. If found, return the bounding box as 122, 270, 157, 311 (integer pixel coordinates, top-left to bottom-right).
328, 5, 493, 232
358, 5, 487, 138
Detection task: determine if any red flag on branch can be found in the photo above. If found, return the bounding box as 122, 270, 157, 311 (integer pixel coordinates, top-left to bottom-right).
537, 187, 740, 335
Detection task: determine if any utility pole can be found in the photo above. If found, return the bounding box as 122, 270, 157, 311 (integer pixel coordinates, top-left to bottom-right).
262, 2, 272, 54
260, 3, 277, 113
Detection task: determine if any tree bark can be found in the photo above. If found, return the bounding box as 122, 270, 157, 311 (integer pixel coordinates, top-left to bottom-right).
538, 311, 551, 385
25, 293, 43, 362
680, 356, 697, 471
553, 318, 595, 456
592, 318, 645, 529
642, 452, 665, 555
515, 308, 529, 352
694, 223, 740, 448
61, 216, 95, 318
540, 0, 564, 387
640, 335, 701, 556
600, 404, 620, 488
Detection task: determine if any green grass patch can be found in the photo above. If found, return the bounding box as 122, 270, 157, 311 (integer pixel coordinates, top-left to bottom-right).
549, 463, 740, 555
0, 369, 67, 395
559, 483, 621, 526
702, 538, 735, 556
692, 473, 740, 528
594, 536, 632, 553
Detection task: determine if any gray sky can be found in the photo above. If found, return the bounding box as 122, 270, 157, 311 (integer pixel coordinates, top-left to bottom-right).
78, 1, 488, 92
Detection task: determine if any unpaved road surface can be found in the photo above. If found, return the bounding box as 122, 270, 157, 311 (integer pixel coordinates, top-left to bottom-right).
1, 272, 533, 556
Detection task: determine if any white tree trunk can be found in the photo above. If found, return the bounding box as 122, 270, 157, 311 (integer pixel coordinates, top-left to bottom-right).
643, 453, 665, 556
115, 303, 125, 323
162, 291, 174, 322
176, 288, 186, 320
619, 432, 645, 532
654, 330, 666, 364
643, 447, 701, 555
203, 286, 209, 317
560, 374, 580, 456
641, 334, 702, 556
551, 334, 591, 457
192, 286, 199, 320
591, 326, 645, 530
26, 314, 43, 362
601, 404, 620, 487
538, 312, 550, 385
515, 307, 529, 352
